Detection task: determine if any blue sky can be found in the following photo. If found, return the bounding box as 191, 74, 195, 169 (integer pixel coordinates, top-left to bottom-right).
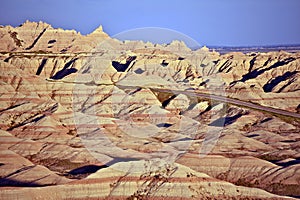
1, 0, 300, 47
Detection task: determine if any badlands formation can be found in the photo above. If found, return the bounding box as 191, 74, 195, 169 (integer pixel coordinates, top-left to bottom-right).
0, 21, 300, 199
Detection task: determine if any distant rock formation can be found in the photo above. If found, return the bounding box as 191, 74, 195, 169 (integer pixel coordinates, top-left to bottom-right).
0, 21, 109, 52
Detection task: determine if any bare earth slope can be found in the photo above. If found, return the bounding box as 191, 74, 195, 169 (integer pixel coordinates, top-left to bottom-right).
0, 21, 299, 199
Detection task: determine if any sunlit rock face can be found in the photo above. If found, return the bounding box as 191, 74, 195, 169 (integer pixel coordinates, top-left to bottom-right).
0, 21, 300, 199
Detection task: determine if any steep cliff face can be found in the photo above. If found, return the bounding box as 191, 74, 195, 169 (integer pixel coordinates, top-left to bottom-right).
0, 21, 109, 52
0, 21, 299, 199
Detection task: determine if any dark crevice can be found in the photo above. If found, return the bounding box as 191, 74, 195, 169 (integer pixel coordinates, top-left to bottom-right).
0, 102, 27, 113
112, 61, 129, 72
277, 77, 298, 93
263, 57, 272, 67
161, 60, 169, 67
275, 159, 300, 167
162, 94, 177, 108
104, 158, 140, 166
134, 68, 145, 74
112, 56, 136, 72
26, 28, 47, 50
226, 67, 233, 73
230, 57, 296, 85
51, 68, 77, 80
0, 178, 43, 187
36, 58, 47, 75
65, 165, 108, 179
68, 165, 106, 176
218, 60, 231, 73
248, 56, 257, 72
2, 166, 36, 179
246, 134, 260, 138
50, 58, 78, 80
296, 104, 300, 113
4, 56, 13, 63
209, 113, 245, 127
263, 71, 298, 92
49, 60, 58, 77
199, 79, 209, 87
48, 39, 56, 44
240, 57, 295, 82
7, 114, 46, 131
7, 103, 57, 131
260, 117, 273, 123
186, 103, 198, 111
156, 123, 172, 128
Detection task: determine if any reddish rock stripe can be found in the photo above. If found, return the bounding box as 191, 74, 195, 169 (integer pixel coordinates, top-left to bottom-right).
0, 111, 53, 114
0, 124, 110, 129
0, 111, 72, 115
0, 125, 65, 129
181, 153, 238, 158
0, 91, 153, 95
64, 196, 280, 200
0, 154, 21, 158
0, 112, 176, 118
65, 196, 196, 200
0, 98, 47, 103
0, 187, 25, 190
0, 141, 36, 145
70, 102, 156, 105
247, 97, 300, 100
15, 126, 66, 129
0, 93, 152, 97
67, 176, 217, 185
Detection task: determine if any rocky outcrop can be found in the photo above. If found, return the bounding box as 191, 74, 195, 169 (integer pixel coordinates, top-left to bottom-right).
177, 154, 300, 197
0, 20, 109, 52
0, 161, 295, 200
0, 21, 299, 199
